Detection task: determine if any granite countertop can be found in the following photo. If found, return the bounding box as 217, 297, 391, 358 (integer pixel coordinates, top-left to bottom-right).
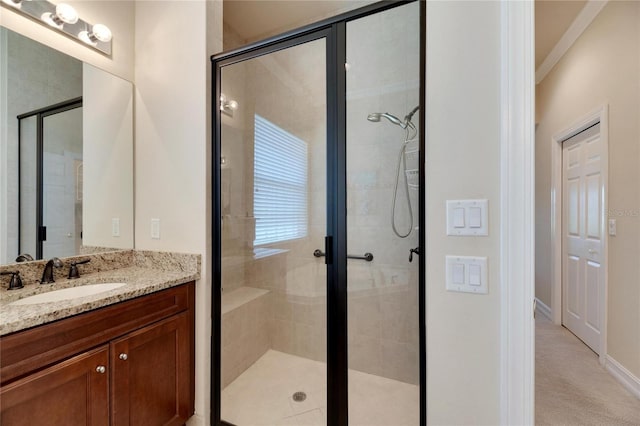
0, 250, 200, 336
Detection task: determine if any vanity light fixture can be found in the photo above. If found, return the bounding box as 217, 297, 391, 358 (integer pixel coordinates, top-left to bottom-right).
0, 0, 113, 55
220, 94, 239, 117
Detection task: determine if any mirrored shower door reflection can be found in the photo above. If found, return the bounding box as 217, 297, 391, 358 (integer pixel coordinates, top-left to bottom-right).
218, 36, 329, 426
18, 99, 82, 260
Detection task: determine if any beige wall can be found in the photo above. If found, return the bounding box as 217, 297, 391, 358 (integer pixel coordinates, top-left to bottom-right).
426, 2, 502, 424
134, 1, 211, 424
535, 1, 640, 377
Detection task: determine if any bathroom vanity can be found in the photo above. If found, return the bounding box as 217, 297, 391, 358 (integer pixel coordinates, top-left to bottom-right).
0, 250, 199, 425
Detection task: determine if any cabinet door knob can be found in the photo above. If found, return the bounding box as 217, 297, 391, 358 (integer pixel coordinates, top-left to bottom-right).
96, 365, 106, 374
119, 353, 128, 361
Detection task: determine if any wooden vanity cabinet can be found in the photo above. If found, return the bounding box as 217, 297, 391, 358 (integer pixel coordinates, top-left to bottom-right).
111, 312, 191, 426
0, 282, 195, 426
0, 345, 110, 426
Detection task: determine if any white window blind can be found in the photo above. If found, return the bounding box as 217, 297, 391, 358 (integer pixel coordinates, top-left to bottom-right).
253, 115, 308, 246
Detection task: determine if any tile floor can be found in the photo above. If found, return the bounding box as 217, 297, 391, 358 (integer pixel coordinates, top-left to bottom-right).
221, 350, 419, 426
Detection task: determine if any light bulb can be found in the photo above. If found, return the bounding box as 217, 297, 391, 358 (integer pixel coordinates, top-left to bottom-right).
91, 24, 112, 42
78, 30, 96, 46
56, 3, 78, 24
41, 3, 78, 29
228, 100, 238, 110
79, 24, 112, 46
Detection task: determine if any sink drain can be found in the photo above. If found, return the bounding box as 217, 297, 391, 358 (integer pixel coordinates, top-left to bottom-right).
292, 391, 307, 402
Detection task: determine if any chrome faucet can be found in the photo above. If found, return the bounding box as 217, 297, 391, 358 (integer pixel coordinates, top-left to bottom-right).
40, 258, 63, 284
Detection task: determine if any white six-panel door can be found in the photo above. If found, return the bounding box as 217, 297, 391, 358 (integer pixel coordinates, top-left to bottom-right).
562, 122, 604, 354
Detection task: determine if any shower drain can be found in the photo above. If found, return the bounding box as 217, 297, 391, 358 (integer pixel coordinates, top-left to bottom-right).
292, 391, 307, 402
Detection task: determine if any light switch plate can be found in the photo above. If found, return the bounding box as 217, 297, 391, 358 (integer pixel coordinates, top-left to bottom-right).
446, 256, 488, 294
112, 218, 120, 237
151, 218, 161, 239
446, 200, 489, 236
608, 219, 616, 236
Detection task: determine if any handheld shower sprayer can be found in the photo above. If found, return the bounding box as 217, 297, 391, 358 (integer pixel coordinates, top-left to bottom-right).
367, 105, 420, 239
367, 105, 419, 132
367, 112, 406, 128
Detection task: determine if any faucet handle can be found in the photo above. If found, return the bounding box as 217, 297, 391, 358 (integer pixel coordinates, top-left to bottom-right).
68, 259, 91, 279
1, 271, 24, 290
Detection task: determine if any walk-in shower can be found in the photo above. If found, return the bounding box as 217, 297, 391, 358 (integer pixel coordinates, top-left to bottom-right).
367, 106, 419, 238
213, 1, 424, 425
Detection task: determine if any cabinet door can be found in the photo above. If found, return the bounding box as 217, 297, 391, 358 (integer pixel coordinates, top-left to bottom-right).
111, 313, 191, 426
0, 345, 109, 426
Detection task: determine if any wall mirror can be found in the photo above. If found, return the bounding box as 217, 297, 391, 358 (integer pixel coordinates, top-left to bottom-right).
0, 27, 134, 265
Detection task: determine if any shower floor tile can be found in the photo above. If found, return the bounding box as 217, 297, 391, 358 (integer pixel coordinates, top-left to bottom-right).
221, 350, 419, 426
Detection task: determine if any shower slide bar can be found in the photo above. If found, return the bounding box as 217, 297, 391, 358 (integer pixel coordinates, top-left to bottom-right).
313, 249, 374, 262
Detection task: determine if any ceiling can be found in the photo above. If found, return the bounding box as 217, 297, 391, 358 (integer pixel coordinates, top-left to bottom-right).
224, 0, 588, 71
224, 0, 372, 44
535, 0, 587, 68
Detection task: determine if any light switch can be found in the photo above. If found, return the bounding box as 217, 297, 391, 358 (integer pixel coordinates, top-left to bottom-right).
469, 207, 482, 228
453, 263, 465, 284
469, 264, 481, 286
609, 219, 616, 236
453, 208, 465, 228
446, 256, 488, 294
446, 200, 489, 236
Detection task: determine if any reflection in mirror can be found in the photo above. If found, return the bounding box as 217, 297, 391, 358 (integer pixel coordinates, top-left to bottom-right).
19, 99, 83, 260
0, 27, 134, 265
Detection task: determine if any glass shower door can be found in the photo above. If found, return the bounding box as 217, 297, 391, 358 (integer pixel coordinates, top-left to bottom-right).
346, 3, 421, 425
218, 36, 328, 426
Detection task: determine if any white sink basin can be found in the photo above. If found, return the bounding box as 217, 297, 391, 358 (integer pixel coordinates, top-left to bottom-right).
10, 283, 127, 306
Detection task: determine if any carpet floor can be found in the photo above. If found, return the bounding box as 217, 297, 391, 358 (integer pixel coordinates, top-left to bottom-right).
536, 317, 640, 425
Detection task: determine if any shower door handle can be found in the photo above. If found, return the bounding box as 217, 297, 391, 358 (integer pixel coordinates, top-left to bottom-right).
313, 248, 374, 262
323, 236, 333, 265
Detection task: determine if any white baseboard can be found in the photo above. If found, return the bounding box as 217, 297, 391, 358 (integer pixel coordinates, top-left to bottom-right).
535, 298, 552, 321
605, 355, 640, 400
186, 413, 206, 426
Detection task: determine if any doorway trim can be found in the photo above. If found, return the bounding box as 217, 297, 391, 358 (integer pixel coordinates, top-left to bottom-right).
550, 104, 609, 364
499, 1, 535, 424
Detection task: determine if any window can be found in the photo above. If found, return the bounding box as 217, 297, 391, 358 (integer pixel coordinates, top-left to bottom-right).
253, 115, 308, 246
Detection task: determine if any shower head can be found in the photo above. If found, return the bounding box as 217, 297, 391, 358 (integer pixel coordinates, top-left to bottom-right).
367, 112, 406, 128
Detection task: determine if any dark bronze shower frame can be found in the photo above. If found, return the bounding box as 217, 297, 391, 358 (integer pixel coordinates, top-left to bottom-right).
211, 1, 425, 425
